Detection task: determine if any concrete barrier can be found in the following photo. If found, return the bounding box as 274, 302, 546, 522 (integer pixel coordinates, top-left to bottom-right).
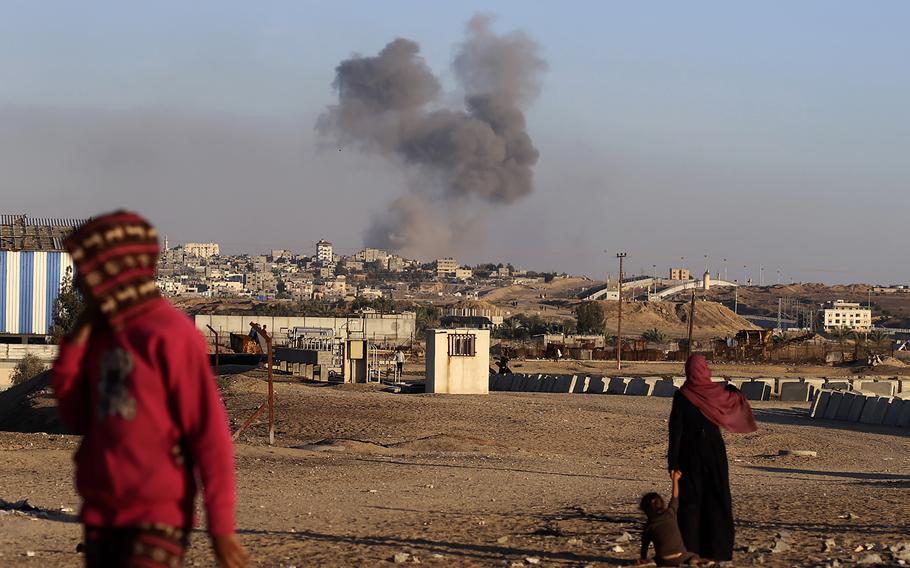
754, 377, 777, 395
882, 398, 905, 427
834, 392, 857, 421
825, 381, 852, 391
535, 375, 553, 392
780, 382, 814, 402
510, 374, 530, 392
572, 376, 590, 394
607, 377, 629, 395
859, 396, 890, 425
551, 374, 576, 393
860, 381, 896, 397
728, 378, 749, 391
810, 390, 831, 418
625, 378, 654, 396
588, 376, 608, 394
899, 399, 910, 428
741, 381, 771, 401
653, 380, 678, 398
846, 394, 867, 422
823, 391, 845, 420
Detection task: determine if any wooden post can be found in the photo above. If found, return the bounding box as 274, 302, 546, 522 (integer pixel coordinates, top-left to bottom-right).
206, 325, 220, 369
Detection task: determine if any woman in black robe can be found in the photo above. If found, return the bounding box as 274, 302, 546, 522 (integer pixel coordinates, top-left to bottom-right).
668, 355, 757, 561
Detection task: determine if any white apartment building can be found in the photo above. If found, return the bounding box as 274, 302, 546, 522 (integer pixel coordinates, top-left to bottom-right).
823, 300, 872, 332
316, 240, 333, 264
183, 242, 220, 258
436, 257, 458, 276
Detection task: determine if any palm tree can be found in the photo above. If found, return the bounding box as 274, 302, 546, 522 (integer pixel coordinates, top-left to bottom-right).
850, 330, 867, 360
641, 328, 669, 345
829, 326, 852, 361
868, 330, 890, 355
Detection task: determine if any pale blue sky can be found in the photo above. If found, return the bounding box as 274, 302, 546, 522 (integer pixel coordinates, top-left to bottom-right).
1, 1, 908, 283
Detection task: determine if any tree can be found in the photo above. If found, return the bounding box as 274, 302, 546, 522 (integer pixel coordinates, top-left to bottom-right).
868, 330, 891, 354
829, 326, 852, 361
575, 302, 605, 334
415, 305, 440, 333
50, 267, 84, 341
11, 353, 47, 386
641, 328, 669, 344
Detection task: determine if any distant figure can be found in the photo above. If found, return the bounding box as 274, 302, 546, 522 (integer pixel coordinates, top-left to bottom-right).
555, 347, 563, 361
637, 471, 705, 566
51, 211, 247, 568
668, 355, 756, 562
496, 355, 512, 375
395, 349, 406, 379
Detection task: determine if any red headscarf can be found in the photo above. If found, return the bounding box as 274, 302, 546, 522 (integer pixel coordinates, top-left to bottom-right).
680, 354, 757, 433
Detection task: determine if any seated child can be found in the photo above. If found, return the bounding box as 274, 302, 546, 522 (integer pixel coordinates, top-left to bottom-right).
637, 470, 707, 567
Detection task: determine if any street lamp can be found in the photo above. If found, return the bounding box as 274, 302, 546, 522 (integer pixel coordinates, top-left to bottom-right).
616, 252, 627, 371
723, 258, 727, 281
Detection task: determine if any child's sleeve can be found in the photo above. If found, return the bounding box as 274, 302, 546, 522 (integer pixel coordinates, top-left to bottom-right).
667, 392, 684, 471
51, 339, 90, 434
163, 329, 237, 536
668, 495, 679, 514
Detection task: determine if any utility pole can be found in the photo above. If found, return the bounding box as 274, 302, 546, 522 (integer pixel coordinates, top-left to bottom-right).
723, 258, 727, 281
734, 281, 739, 314
616, 252, 627, 371
777, 298, 782, 331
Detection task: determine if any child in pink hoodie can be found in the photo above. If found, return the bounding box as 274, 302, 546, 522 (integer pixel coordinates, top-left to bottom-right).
52, 211, 247, 568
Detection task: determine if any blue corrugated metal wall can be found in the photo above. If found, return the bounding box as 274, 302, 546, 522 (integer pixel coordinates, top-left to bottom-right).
0, 252, 6, 328
19, 251, 33, 334
0, 250, 70, 335
46, 252, 62, 334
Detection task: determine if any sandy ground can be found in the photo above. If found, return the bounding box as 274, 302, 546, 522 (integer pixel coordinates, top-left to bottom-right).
1, 375, 908, 567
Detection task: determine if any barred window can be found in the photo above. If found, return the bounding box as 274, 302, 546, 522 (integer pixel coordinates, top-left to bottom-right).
448, 333, 476, 357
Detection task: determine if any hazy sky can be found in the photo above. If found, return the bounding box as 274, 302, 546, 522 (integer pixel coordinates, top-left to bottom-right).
1, 1, 908, 284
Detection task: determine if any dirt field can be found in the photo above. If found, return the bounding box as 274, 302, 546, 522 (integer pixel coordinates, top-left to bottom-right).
1, 374, 908, 567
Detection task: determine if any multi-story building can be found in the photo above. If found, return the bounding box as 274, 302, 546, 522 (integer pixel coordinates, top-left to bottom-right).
669, 267, 690, 281
183, 242, 220, 258
356, 248, 388, 263
436, 257, 458, 277
270, 249, 293, 261
455, 267, 473, 281
316, 240, 333, 264
321, 275, 347, 300
822, 300, 872, 332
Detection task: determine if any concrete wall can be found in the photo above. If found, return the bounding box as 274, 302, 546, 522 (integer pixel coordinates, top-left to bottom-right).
0, 344, 59, 391
194, 313, 417, 344
426, 329, 490, 395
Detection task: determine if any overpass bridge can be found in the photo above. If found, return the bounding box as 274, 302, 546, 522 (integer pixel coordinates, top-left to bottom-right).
650, 278, 739, 300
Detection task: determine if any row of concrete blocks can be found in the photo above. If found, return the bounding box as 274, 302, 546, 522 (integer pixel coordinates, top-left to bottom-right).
488, 373, 892, 402
810, 389, 910, 428
489, 374, 682, 397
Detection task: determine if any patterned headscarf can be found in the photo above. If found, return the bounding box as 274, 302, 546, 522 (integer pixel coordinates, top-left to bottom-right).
64, 210, 161, 328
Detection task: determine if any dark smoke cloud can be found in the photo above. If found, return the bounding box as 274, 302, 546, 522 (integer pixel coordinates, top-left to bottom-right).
318, 14, 546, 257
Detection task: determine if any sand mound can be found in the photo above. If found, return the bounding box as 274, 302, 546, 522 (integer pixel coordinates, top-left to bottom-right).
296, 439, 405, 456
594, 300, 758, 339
392, 433, 503, 454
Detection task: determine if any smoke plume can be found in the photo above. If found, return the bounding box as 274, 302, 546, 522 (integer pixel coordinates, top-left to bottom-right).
318, 14, 546, 258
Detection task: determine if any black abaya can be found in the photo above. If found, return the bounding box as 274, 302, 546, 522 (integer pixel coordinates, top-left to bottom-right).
668, 391, 735, 561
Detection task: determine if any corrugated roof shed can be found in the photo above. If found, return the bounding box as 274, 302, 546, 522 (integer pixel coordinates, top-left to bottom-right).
0, 215, 86, 252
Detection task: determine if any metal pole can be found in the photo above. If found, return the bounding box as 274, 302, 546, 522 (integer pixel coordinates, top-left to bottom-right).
734, 281, 738, 314
616, 252, 627, 371
247, 322, 274, 445
206, 325, 220, 369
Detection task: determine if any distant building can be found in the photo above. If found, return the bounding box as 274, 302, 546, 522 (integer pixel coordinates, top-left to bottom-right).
455, 267, 473, 281
184, 242, 220, 258
670, 267, 690, 280
822, 300, 872, 332
270, 249, 293, 261
316, 240, 333, 264
356, 248, 388, 263
436, 257, 458, 276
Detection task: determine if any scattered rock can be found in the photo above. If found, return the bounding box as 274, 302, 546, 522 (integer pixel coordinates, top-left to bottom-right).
497, 536, 510, 544
611, 545, 624, 553
525, 558, 541, 565
392, 552, 411, 564
857, 553, 882, 565
567, 537, 583, 546
368, 489, 378, 494
616, 531, 633, 543
770, 540, 790, 553
25, 551, 35, 557
778, 449, 817, 457
823, 538, 837, 552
